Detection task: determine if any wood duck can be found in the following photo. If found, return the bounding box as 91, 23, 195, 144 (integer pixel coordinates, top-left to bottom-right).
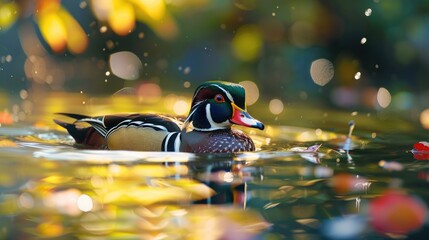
54, 81, 264, 153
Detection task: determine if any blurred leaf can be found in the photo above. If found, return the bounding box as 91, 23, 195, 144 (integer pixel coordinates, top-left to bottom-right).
108, 0, 135, 36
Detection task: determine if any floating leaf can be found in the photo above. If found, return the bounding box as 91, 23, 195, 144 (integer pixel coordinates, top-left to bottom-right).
412, 141, 429, 160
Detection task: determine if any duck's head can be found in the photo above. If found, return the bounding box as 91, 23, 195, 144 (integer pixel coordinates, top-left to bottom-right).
184, 81, 264, 131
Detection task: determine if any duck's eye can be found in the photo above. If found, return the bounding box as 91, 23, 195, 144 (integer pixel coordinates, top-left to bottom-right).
214, 94, 225, 103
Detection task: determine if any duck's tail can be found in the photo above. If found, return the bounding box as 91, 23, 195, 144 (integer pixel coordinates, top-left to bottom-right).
54, 113, 105, 148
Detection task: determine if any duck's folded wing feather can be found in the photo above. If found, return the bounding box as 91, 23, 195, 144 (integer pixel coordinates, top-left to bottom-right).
76, 114, 181, 139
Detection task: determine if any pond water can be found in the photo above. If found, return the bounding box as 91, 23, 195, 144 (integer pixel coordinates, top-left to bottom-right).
0, 105, 429, 240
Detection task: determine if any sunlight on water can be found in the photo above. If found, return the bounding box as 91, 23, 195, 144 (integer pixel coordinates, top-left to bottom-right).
33, 149, 195, 163
0, 107, 428, 239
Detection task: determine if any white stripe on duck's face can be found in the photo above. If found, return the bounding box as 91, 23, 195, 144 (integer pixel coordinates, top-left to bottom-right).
189, 100, 233, 131
205, 103, 231, 130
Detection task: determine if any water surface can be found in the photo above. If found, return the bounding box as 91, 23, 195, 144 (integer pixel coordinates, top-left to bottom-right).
0, 107, 428, 240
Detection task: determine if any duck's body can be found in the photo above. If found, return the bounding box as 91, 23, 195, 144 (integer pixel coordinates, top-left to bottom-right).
55, 81, 264, 153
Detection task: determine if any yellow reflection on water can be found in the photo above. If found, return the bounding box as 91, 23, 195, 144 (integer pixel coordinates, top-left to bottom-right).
0, 149, 270, 239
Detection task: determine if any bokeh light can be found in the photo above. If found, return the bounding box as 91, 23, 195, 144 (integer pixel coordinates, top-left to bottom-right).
232, 25, 263, 61
38, 12, 67, 52
377, 87, 391, 108
419, 108, 429, 129
109, 51, 142, 80
36, 1, 88, 53
0, 2, 19, 30
137, 82, 162, 103
173, 99, 189, 116
322, 215, 366, 239
77, 194, 93, 212
310, 58, 334, 86
365, 8, 372, 16
289, 21, 315, 48
239, 80, 259, 106
269, 99, 284, 115
369, 190, 427, 235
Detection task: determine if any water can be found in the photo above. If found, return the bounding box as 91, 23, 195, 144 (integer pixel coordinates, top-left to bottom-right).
0, 110, 429, 240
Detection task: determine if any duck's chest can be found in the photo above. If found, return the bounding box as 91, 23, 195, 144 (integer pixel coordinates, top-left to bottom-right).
181, 129, 255, 153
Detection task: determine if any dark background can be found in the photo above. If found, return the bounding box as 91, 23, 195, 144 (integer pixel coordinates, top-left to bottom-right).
1, 0, 428, 115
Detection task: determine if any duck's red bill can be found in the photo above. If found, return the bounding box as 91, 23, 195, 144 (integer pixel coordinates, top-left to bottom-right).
230, 103, 264, 130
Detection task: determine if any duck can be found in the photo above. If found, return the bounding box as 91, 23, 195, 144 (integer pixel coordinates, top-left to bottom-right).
54, 81, 265, 153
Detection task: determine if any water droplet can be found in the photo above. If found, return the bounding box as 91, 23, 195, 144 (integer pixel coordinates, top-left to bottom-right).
106, 40, 114, 49
269, 99, 284, 115
365, 8, 372, 16
183, 66, 191, 75
99, 26, 108, 33
272, 12, 276, 16
79, 1, 87, 9
105, 71, 110, 76
360, 37, 367, 44
19, 89, 28, 100
354, 72, 361, 80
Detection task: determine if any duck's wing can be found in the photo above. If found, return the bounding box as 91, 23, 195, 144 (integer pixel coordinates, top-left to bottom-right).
55, 113, 183, 151
74, 113, 181, 138
77, 114, 183, 151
